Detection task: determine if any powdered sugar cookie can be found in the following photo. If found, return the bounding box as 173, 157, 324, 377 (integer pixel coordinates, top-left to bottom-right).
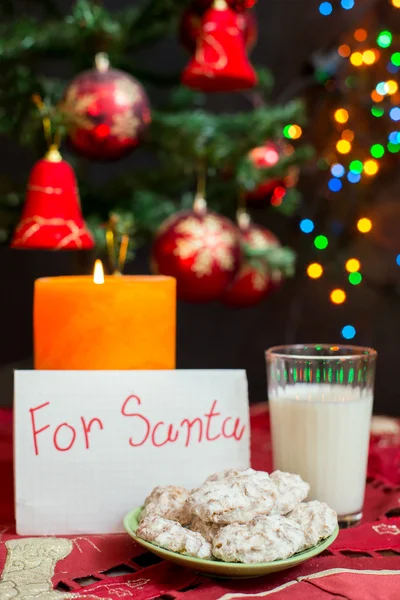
206, 468, 270, 484
288, 501, 337, 549
188, 515, 223, 543
270, 471, 310, 515
137, 515, 212, 559
212, 515, 305, 563
140, 485, 190, 524
187, 472, 278, 525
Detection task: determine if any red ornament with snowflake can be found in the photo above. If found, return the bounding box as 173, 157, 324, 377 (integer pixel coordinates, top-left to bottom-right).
222, 214, 281, 306
151, 198, 242, 302
61, 53, 151, 161
246, 141, 299, 204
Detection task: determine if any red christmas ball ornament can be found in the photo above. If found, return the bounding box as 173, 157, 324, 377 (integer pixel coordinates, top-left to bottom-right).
246, 141, 287, 203
180, 5, 257, 54
11, 146, 94, 250
222, 214, 281, 307
62, 53, 151, 161
181, 0, 257, 92
151, 197, 242, 302
185, 0, 258, 12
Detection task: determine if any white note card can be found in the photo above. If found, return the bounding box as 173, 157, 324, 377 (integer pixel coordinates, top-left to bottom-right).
14, 370, 250, 535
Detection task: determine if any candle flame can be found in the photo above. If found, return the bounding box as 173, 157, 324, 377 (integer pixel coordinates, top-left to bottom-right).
93, 260, 105, 285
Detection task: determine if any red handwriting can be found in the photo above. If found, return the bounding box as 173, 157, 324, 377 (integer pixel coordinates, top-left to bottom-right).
121, 396, 246, 448
29, 402, 104, 456
121, 395, 150, 447
81, 417, 104, 450
30, 402, 50, 456
29, 397, 246, 455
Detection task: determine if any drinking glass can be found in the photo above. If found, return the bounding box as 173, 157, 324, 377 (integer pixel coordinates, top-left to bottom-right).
266, 344, 377, 525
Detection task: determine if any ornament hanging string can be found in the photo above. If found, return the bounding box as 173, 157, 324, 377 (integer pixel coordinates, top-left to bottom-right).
31, 94, 62, 155
194, 157, 207, 213
105, 215, 130, 275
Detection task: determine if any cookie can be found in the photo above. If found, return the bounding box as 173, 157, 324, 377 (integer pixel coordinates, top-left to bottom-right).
188, 515, 223, 543
212, 514, 305, 563
137, 515, 212, 559
140, 485, 190, 524
206, 468, 259, 483
288, 501, 337, 549
187, 472, 278, 525
270, 471, 310, 515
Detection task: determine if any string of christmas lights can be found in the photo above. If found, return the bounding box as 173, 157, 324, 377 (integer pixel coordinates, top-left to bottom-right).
301, 1, 400, 340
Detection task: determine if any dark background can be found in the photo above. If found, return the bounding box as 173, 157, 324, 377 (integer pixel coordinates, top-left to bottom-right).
1, 0, 399, 414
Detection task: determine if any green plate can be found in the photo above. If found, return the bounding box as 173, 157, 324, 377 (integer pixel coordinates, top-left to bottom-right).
123, 507, 339, 579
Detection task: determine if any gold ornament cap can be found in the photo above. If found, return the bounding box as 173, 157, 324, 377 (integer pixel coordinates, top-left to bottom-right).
213, 0, 229, 9
95, 52, 110, 73
237, 210, 251, 230
193, 194, 207, 215
45, 144, 62, 163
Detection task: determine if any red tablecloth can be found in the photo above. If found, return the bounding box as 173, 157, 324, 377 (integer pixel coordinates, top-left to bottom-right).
1, 406, 400, 599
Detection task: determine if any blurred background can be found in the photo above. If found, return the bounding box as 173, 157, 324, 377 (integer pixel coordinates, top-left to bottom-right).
1, 0, 400, 413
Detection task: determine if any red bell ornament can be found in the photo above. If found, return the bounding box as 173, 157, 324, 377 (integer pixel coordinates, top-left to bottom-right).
11, 146, 94, 250
181, 0, 257, 92
61, 53, 151, 161
151, 197, 242, 302
180, 5, 258, 54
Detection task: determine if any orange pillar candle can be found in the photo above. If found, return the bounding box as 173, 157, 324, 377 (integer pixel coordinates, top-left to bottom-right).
34, 271, 176, 370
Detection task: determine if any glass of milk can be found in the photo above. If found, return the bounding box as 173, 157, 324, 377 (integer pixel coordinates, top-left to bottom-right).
266, 344, 377, 525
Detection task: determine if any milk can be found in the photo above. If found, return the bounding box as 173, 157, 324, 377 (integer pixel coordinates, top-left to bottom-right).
269, 384, 373, 518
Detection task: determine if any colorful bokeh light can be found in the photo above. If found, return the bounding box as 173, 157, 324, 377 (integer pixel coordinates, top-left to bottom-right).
328, 178, 342, 192
390, 107, 400, 120
334, 108, 349, 123
370, 144, 385, 158
350, 52, 363, 66
347, 172, 361, 183
319, 1, 333, 15
314, 235, 329, 249
288, 125, 302, 139
336, 139, 352, 153
388, 142, 400, 153
363, 159, 379, 175
377, 30, 393, 48
354, 28, 367, 42
349, 272, 362, 285
371, 90, 384, 103
341, 0, 354, 8
376, 81, 388, 95
391, 52, 400, 66
345, 258, 361, 272
300, 219, 314, 234
331, 163, 345, 177
388, 131, 400, 143
330, 289, 347, 304
338, 44, 351, 58
357, 218, 372, 233
371, 106, 384, 117
341, 325, 356, 339
387, 80, 398, 94
396, 254, 400, 266
363, 50, 376, 65
342, 129, 355, 141
349, 160, 363, 173
307, 263, 324, 279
